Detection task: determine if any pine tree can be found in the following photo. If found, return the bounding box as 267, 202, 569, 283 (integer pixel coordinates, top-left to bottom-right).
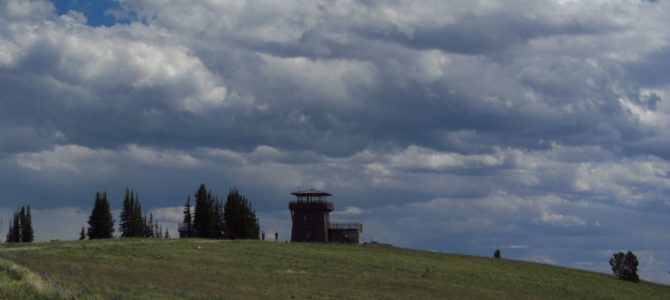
143, 212, 157, 238
4, 207, 32, 244
183, 196, 193, 237
143, 212, 149, 237
165, 228, 170, 239
10, 211, 21, 243
18, 207, 26, 242
132, 197, 144, 237
194, 184, 216, 238
120, 189, 131, 237
120, 190, 147, 238
79, 225, 86, 240
224, 188, 260, 240
21, 206, 34, 243
87, 192, 115, 239
213, 197, 224, 239
5, 215, 15, 243
153, 218, 159, 238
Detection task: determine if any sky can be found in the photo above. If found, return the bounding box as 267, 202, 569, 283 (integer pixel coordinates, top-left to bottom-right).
1, 0, 670, 284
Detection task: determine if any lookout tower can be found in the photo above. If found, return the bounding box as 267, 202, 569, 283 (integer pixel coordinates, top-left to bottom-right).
289, 189, 333, 242
289, 189, 363, 243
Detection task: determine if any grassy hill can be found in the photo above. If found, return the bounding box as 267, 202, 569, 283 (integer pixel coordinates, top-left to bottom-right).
1, 239, 669, 299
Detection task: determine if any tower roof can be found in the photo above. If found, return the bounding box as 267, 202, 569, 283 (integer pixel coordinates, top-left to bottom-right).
291, 188, 331, 197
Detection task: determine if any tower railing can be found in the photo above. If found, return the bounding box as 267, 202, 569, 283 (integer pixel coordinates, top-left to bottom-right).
295, 195, 330, 202
289, 199, 334, 211
328, 222, 363, 231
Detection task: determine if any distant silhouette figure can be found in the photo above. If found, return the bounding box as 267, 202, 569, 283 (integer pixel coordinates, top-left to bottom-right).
494, 249, 501, 259
274, 232, 278, 242
262, 231, 265, 241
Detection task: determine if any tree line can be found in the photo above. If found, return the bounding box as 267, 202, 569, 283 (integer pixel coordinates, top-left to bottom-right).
82, 183, 258, 241
1, 186, 646, 283
5, 205, 34, 243
181, 184, 259, 239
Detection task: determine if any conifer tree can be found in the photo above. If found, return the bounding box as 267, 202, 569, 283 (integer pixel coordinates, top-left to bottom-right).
224, 188, 260, 240
5, 206, 34, 243
194, 184, 216, 238
132, 198, 144, 237
13, 211, 21, 242
149, 213, 154, 238
153, 218, 159, 238
79, 225, 86, 240
120, 189, 132, 237
5, 214, 16, 243
9, 211, 21, 242
18, 207, 26, 242
182, 196, 193, 237
120, 189, 147, 238
19, 206, 34, 243
143, 212, 149, 237
143, 212, 156, 238
213, 197, 224, 239
87, 192, 115, 239
165, 228, 170, 239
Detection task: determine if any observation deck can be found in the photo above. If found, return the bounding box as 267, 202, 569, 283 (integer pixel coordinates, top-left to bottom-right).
289, 188, 334, 211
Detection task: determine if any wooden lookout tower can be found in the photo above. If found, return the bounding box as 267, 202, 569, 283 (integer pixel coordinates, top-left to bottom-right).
289, 189, 362, 243
289, 189, 333, 242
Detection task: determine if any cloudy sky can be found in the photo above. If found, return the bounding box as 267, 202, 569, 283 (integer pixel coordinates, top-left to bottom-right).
1, 0, 670, 284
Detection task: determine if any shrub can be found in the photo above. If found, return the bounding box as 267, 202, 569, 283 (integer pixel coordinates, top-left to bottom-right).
609, 251, 639, 282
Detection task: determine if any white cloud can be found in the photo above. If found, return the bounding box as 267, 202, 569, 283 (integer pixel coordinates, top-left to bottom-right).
332, 206, 363, 216
537, 208, 586, 227
150, 206, 183, 223
2, 0, 53, 19
14, 144, 201, 175
0, 5, 229, 112
14, 144, 104, 173
573, 159, 670, 205
387, 145, 503, 171
260, 55, 376, 103
125, 144, 200, 168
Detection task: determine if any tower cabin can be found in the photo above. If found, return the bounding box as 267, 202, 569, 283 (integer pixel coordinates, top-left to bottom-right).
289, 189, 362, 243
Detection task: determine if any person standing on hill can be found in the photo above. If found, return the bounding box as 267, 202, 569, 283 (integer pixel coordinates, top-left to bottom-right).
274, 232, 278, 242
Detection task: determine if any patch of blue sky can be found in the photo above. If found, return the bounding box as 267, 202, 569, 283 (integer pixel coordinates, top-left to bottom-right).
52, 0, 123, 27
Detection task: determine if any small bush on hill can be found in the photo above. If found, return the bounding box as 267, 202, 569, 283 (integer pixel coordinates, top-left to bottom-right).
609, 251, 639, 282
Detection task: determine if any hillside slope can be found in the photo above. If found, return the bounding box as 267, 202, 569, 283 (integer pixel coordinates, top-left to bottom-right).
1, 239, 669, 299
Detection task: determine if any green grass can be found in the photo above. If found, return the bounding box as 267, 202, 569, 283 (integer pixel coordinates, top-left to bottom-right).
1, 239, 669, 299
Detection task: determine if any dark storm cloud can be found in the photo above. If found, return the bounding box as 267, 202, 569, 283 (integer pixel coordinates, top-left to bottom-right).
2, 0, 670, 284
626, 47, 670, 88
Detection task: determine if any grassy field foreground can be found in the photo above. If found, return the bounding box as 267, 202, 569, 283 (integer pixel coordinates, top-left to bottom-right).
0, 239, 669, 299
